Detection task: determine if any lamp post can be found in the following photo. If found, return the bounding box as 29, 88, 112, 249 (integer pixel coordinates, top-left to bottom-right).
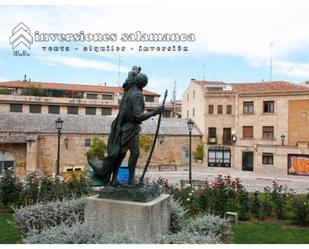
187, 118, 194, 186
281, 134, 285, 146
55, 118, 63, 176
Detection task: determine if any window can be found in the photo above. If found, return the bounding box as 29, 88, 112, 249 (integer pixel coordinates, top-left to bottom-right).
209, 127, 217, 138
10, 104, 22, 112
193, 90, 195, 99
187, 93, 189, 101
163, 110, 171, 118
187, 110, 189, 118
263, 126, 274, 139
243, 101, 254, 114
67, 106, 78, 115
223, 128, 232, 145
262, 153, 274, 165
29, 105, 41, 113
243, 126, 254, 139
226, 105, 232, 114
208, 127, 217, 144
102, 94, 113, 100
102, 107, 112, 116
86, 107, 96, 115
86, 93, 97, 99
208, 147, 231, 167
217, 105, 223, 114
145, 96, 155, 102
84, 138, 91, 147
263, 101, 274, 113
208, 105, 214, 114
192, 108, 195, 117
48, 105, 60, 114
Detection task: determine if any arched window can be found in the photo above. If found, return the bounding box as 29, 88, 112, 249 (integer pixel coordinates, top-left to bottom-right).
208, 146, 231, 167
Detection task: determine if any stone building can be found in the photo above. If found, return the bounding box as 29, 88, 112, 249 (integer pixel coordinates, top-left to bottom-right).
0, 113, 201, 178
0, 78, 174, 118
182, 80, 309, 176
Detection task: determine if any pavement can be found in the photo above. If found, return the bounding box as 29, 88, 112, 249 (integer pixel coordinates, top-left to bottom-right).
136, 164, 309, 193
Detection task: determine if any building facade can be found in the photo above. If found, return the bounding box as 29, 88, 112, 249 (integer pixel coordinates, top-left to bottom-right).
0, 113, 201, 178
183, 80, 309, 177
0, 78, 174, 118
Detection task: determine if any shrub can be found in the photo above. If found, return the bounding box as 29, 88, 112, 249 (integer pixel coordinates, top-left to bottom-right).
259, 186, 273, 220
139, 134, 153, 153
183, 215, 231, 243
23, 221, 102, 244
14, 198, 86, 237
292, 194, 309, 226
85, 137, 107, 160
270, 181, 288, 219
238, 191, 250, 221
0, 169, 23, 210
193, 144, 204, 162
250, 191, 261, 217
161, 231, 220, 244
169, 196, 188, 233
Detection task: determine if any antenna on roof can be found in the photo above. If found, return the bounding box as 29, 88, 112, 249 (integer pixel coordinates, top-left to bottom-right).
270, 42, 273, 82
23, 74, 27, 82
203, 64, 206, 81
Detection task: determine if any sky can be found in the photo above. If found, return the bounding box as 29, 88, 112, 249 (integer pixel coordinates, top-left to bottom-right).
1, 1, 309, 100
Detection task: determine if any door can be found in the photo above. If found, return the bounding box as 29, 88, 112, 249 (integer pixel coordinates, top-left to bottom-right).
242, 152, 253, 171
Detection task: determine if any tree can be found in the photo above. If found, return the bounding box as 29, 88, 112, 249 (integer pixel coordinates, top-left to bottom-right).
139, 134, 153, 153
85, 137, 107, 160
193, 144, 204, 162
25, 84, 48, 97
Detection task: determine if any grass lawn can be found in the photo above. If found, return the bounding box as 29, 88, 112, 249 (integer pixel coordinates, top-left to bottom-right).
233, 222, 309, 244
0, 211, 21, 244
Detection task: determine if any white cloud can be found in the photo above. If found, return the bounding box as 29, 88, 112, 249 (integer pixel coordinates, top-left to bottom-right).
1, 1, 309, 78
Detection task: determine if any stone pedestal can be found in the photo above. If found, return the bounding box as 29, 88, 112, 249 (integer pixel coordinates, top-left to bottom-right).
85, 194, 170, 241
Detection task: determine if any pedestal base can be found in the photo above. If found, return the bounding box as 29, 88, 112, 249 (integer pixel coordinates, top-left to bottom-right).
85, 194, 170, 241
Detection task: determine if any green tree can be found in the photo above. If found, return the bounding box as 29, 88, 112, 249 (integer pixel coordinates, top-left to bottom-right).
85, 137, 107, 160
25, 84, 48, 97
139, 134, 153, 153
193, 144, 204, 161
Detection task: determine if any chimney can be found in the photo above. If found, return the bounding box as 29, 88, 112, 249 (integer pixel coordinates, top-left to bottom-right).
23, 74, 27, 82
104, 82, 107, 86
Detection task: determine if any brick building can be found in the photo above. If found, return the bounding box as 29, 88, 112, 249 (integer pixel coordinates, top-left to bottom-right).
182, 80, 309, 176
0, 113, 201, 178
0, 78, 174, 117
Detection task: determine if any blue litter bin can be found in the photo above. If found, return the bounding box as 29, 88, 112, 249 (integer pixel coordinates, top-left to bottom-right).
117, 162, 129, 184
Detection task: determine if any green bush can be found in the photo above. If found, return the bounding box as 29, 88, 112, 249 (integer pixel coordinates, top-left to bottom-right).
0, 170, 90, 209
0, 169, 23, 210
85, 137, 107, 160
292, 194, 309, 226
139, 134, 153, 153
193, 144, 204, 161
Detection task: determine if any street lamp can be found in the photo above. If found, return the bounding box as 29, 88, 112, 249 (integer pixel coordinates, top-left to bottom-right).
55, 118, 63, 176
281, 134, 285, 146
187, 118, 194, 186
